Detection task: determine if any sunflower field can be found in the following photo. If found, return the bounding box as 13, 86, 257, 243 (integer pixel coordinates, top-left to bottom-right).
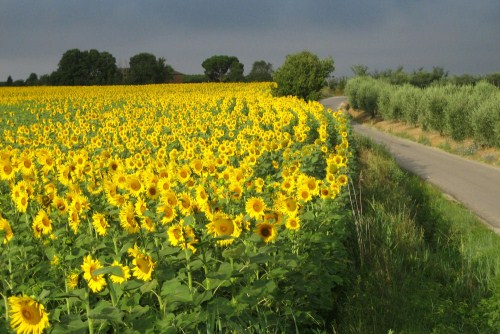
0, 83, 352, 333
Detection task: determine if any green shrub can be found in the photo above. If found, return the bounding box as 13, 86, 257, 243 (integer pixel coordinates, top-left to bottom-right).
272, 51, 334, 101
400, 85, 423, 125
444, 86, 475, 141
471, 92, 500, 147
377, 83, 393, 119
345, 76, 363, 109
421, 86, 450, 133
357, 77, 380, 117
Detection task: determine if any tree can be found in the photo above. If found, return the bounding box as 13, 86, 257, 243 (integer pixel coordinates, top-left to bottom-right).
25, 73, 38, 86
6, 75, 13, 86
54, 48, 118, 85
350, 64, 369, 77
246, 61, 273, 82
272, 51, 334, 101
201, 55, 244, 82
128, 53, 174, 84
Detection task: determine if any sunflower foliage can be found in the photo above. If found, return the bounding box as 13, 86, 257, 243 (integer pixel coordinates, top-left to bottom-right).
0, 83, 352, 333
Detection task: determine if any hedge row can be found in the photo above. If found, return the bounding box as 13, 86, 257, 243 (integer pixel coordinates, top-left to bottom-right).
345, 77, 500, 147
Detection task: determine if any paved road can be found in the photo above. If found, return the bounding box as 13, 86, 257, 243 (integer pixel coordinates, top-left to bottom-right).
321, 96, 500, 233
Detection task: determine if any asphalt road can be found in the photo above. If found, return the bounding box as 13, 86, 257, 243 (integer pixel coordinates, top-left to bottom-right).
321, 96, 500, 233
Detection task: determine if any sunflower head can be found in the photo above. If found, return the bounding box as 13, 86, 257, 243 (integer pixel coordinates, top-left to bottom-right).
255, 222, 278, 243
245, 197, 267, 220
8, 295, 50, 334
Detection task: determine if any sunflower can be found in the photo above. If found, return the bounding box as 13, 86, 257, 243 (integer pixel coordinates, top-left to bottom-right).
190, 158, 204, 175
245, 197, 267, 220
18, 154, 35, 176
67, 272, 79, 289
126, 174, 144, 197
12, 188, 29, 213
52, 196, 68, 214
177, 165, 191, 183
134, 197, 148, 217
255, 222, 278, 243
141, 216, 156, 232
157, 203, 176, 225
167, 223, 184, 247
285, 217, 301, 230
183, 225, 199, 253
8, 295, 50, 334
145, 182, 160, 200
178, 192, 193, 216
119, 202, 140, 234
130, 252, 155, 282
109, 260, 131, 284
81, 255, 107, 293
337, 174, 348, 187
113, 171, 128, 190
206, 213, 241, 246
0, 215, 14, 244
0, 160, 16, 181
33, 209, 52, 236
296, 186, 312, 203
92, 213, 109, 236
319, 186, 332, 199
68, 209, 80, 234
161, 190, 178, 207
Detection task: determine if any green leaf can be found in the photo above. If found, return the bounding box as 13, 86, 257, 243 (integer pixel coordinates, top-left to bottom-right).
205, 262, 232, 280
122, 279, 144, 291
88, 300, 123, 322
160, 278, 192, 303
221, 243, 246, 259
93, 265, 124, 277
50, 288, 85, 301
140, 279, 158, 294
249, 253, 270, 264
50, 315, 88, 334
300, 210, 316, 221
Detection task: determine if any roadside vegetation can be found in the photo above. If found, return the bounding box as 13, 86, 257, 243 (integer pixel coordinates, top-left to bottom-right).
345, 76, 500, 149
336, 135, 500, 333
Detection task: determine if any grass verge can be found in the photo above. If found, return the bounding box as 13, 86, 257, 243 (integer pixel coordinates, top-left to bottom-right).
336, 134, 500, 333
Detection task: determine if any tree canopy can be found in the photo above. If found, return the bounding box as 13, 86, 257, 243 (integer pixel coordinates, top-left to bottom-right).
52, 49, 119, 85
201, 55, 244, 82
127, 53, 174, 84
273, 51, 334, 101
246, 61, 273, 82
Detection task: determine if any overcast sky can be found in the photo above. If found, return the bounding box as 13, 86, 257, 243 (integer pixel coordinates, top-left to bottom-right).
1, 0, 499, 81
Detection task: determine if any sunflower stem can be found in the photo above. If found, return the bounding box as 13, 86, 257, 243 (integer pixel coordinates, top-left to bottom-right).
200, 245, 210, 290
2, 292, 8, 323
85, 289, 94, 334
185, 248, 193, 294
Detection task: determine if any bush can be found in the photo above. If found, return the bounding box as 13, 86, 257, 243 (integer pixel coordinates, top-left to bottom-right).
471, 92, 500, 147
400, 85, 423, 126
273, 51, 334, 101
345, 77, 363, 109
444, 86, 476, 141
357, 78, 381, 117
421, 86, 449, 133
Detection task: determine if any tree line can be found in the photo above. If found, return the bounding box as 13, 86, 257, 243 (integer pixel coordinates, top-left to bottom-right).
349, 64, 500, 88
1, 49, 275, 86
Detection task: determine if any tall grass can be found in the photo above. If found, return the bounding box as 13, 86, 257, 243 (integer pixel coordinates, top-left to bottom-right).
336, 135, 500, 333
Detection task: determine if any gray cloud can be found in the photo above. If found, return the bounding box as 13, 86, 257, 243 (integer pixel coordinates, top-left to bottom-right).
1, 0, 499, 81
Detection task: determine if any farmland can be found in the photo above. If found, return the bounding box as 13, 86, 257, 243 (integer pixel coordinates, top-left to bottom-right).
0, 83, 352, 333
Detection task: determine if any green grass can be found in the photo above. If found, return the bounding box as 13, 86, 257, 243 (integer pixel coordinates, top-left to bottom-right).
335, 134, 500, 333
